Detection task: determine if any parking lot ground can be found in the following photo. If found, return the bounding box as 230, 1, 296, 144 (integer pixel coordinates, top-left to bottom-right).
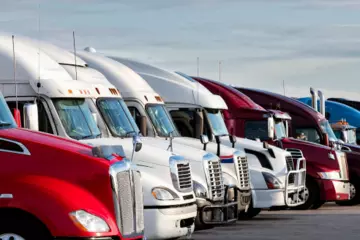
192, 203, 360, 240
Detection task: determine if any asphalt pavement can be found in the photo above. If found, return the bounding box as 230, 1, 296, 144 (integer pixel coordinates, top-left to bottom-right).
192, 203, 360, 240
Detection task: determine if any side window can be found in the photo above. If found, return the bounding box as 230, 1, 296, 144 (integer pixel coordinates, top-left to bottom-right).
295, 127, 320, 143
37, 101, 54, 134
127, 106, 154, 137
169, 110, 195, 138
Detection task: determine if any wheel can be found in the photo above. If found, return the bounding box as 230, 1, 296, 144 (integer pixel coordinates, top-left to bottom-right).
292, 177, 319, 210
311, 200, 325, 209
0, 211, 52, 240
238, 200, 261, 219
336, 180, 360, 206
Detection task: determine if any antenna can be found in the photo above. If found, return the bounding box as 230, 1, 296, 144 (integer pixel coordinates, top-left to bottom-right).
197, 57, 199, 77
73, 31, 78, 80
282, 80, 286, 96
219, 61, 222, 81
37, 3, 41, 93
12, 35, 18, 110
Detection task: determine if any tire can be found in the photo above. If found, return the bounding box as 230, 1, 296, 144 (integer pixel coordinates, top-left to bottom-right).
0, 210, 52, 240
311, 200, 325, 209
238, 200, 261, 219
292, 177, 319, 210
336, 180, 360, 206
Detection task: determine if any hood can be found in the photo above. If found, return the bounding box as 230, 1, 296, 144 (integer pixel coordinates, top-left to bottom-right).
283, 137, 331, 150
80, 137, 174, 167
172, 137, 236, 159
140, 137, 212, 162
343, 143, 360, 154
0, 128, 93, 156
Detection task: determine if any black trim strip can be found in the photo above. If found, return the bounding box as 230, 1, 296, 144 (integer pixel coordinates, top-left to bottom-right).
144, 202, 196, 209
245, 148, 273, 170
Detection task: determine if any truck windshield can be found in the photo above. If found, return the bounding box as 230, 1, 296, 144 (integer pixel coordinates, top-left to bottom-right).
274, 119, 286, 139
146, 104, 179, 137
244, 120, 268, 141
0, 94, 16, 129
320, 120, 338, 142
53, 98, 101, 140
205, 108, 229, 136
97, 98, 139, 137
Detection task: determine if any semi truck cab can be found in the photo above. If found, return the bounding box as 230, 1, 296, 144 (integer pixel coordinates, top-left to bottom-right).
0, 91, 144, 239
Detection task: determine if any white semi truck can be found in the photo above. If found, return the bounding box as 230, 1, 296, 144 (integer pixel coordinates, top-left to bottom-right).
74, 50, 252, 221
17, 38, 241, 229
0, 35, 197, 239
108, 57, 307, 217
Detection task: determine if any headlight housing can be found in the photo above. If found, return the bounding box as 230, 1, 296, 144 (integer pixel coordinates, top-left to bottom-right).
262, 172, 282, 189
318, 171, 341, 180
69, 210, 110, 232
152, 187, 179, 200
193, 180, 208, 198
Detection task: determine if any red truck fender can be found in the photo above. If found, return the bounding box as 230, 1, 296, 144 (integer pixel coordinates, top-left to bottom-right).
0, 175, 119, 238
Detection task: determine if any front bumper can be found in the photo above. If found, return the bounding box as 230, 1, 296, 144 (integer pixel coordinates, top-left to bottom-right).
196, 198, 238, 225
143, 203, 197, 239
317, 179, 350, 201
252, 189, 286, 208
237, 189, 252, 211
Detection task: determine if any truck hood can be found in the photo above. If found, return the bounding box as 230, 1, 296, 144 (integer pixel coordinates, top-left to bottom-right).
343, 142, 360, 154
0, 128, 93, 155
140, 137, 210, 162
80, 137, 174, 167
282, 137, 331, 150
172, 137, 236, 160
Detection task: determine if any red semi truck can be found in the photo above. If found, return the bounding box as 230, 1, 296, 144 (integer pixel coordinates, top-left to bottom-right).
0, 91, 144, 239
192, 77, 350, 209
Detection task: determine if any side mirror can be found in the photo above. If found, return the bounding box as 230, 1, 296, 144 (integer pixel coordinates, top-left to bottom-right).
200, 134, 209, 150
229, 135, 237, 148
323, 133, 329, 146
268, 117, 274, 140
214, 135, 221, 156
23, 103, 39, 131
132, 135, 142, 152
137, 116, 147, 136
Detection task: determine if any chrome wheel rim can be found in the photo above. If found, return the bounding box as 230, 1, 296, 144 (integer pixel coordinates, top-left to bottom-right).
0, 234, 25, 240
350, 183, 356, 200
303, 187, 309, 202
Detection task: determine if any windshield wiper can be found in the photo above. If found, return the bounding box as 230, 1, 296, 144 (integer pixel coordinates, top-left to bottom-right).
78, 134, 96, 140
0, 121, 12, 127
125, 130, 137, 137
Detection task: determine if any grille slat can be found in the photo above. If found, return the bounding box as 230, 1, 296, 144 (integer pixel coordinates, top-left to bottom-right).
208, 160, 225, 200
285, 156, 295, 184
116, 172, 134, 235
177, 163, 193, 190
237, 156, 250, 189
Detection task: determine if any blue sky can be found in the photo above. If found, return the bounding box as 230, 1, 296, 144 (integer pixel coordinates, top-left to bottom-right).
1, 0, 360, 99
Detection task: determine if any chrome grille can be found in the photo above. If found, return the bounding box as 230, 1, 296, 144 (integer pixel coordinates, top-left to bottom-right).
237, 156, 250, 189
177, 163, 192, 190
285, 156, 295, 184
111, 160, 144, 238
286, 148, 304, 161
208, 160, 224, 200
116, 172, 134, 235
338, 153, 349, 180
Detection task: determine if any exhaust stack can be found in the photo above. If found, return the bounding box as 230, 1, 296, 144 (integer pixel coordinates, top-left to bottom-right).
310, 87, 318, 112
318, 90, 325, 115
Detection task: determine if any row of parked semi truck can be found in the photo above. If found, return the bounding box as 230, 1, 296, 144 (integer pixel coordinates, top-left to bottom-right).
0, 34, 357, 240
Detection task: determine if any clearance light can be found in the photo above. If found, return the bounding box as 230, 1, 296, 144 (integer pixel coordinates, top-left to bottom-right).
95, 88, 100, 94
109, 88, 118, 95
79, 90, 83, 94
155, 96, 163, 102
68, 89, 73, 94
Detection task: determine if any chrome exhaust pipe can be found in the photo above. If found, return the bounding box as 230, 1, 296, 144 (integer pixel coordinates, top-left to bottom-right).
318, 90, 325, 115
310, 87, 318, 112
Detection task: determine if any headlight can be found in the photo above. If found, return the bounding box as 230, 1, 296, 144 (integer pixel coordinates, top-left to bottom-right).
318, 171, 341, 180
69, 210, 110, 232
193, 180, 208, 198
152, 187, 179, 200
262, 172, 282, 189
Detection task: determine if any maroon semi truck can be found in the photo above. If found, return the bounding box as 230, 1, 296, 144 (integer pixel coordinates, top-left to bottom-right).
192, 77, 351, 209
